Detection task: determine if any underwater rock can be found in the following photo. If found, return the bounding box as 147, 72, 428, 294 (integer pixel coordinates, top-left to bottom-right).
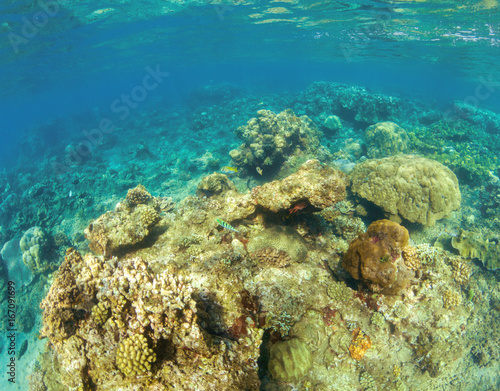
20, 226, 54, 274
196, 172, 237, 197
268, 338, 312, 382
342, 220, 414, 295
84, 185, 161, 256
350, 155, 461, 226
364, 121, 409, 158
230, 109, 322, 173
252, 159, 347, 212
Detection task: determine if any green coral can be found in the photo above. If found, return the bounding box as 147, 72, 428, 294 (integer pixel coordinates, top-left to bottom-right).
408, 119, 499, 185
268, 338, 312, 382
370, 312, 385, 328
91, 301, 110, 326
327, 281, 352, 303
365, 121, 409, 158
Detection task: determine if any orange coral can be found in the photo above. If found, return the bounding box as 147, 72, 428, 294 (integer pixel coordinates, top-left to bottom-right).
349, 328, 372, 360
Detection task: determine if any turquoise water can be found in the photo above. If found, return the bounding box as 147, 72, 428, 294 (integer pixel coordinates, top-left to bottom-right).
1, 1, 500, 390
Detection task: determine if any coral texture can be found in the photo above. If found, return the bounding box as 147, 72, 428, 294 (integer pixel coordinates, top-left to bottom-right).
364, 121, 409, 158
84, 185, 161, 256
20, 226, 53, 274
196, 172, 237, 197
350, 155, 461, 225
342, 220, 413, 294
268, 338, 312, 382
230, 109, 322, 172
252, 159, 347, 212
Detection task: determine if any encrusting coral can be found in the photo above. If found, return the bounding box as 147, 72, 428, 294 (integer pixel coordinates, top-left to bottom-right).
350, 155, 461, 225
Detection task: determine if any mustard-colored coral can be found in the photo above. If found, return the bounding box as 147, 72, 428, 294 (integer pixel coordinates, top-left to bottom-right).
350, 155, 461, 226
349, 328, 372, 360
443, 289, 462, 308
116, 334, 156, 377
402, 245, 421, 270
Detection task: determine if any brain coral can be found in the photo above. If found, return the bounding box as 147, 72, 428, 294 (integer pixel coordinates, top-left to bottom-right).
364, 121, 409, 158
229, 109, 322, 172
342, 219, 414, 295
252, 159, 347, 212
350, 155, 461, 226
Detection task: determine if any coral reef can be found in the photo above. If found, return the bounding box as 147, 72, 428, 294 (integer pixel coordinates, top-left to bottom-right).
84, 185, 161, 256
364, 121, 409, 158
342, 219, 413, 294
252, 159, 347, 212
229, 109, 322, 173
350, 155, 461, 225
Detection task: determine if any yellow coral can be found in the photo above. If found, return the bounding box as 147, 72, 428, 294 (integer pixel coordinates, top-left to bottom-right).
402, 246, 421, 270
116, 334, 156, 377
125, 184, 152, 206
349, 328, 372, 360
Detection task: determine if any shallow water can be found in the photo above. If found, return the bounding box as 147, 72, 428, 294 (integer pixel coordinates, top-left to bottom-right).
0, 1, 500, 390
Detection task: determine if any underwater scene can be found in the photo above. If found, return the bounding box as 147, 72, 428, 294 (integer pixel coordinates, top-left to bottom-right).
1, 1, 500, 390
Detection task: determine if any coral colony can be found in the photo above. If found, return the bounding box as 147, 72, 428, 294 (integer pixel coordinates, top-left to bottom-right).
0, 82, 498, 390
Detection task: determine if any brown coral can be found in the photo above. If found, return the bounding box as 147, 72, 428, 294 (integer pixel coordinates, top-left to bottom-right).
196, 173, 237, 197
252, 247, 291, 268
84, 186, 161, 256
342, 220, 414, 294
39, 248, 84, 343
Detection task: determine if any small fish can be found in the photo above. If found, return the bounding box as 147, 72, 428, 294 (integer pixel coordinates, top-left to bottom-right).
221, 166, 238, 173
216, 218, 239, 233
256, 167, 263, 175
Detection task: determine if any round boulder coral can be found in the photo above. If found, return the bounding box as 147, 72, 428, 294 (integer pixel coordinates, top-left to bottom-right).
350, 155, 461, 226
268, 338, 312, 382
364, 121, 409, 158
342, 219, 414, 295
